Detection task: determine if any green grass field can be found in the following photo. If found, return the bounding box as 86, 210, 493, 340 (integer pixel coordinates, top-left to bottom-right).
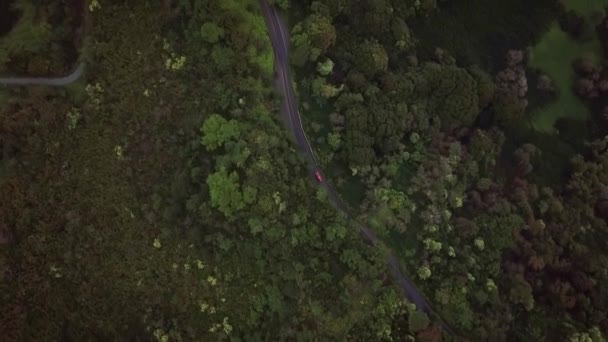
528, 0, 607, 132
528, 24, 600, 132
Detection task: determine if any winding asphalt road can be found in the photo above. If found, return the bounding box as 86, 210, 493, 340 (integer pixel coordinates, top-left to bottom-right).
0, 63, 85, 86
259, 1, 459, 338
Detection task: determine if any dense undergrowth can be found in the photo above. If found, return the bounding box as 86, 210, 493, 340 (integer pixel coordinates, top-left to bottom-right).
290, 0, 608, 340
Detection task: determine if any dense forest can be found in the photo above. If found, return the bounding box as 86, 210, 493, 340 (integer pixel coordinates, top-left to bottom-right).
1, 0, 608, 341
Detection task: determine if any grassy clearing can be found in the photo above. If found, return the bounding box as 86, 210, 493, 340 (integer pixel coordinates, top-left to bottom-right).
528, 24, 600, 132
528, 1, 607, 132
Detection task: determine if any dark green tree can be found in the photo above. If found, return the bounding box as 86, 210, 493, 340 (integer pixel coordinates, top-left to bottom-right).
353, 39, 388, 77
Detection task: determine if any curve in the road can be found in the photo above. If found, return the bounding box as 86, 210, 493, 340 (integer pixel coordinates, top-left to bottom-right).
260, 1, 462, 339
0, 63, 85, 86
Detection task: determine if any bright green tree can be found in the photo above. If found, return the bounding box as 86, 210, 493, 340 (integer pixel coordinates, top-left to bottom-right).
206, 167, 245, 218
327, 132, 342, 150
201, 114, 241, 151
317, 58, 335, 76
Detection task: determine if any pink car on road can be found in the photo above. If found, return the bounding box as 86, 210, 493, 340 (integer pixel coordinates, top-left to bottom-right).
314, 171, 323, 182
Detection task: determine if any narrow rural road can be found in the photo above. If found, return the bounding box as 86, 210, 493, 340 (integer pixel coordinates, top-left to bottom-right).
0, 63, 85, 86
259, 1, 459, 338
0, 4, 456, 336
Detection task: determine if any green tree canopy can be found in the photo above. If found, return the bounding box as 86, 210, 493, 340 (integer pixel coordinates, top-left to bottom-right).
353, 39, 388, 77
414, 63, 480, 128
200, 22, 225, 43
291, 14, 336, 65
201, 114, 241, 151
408, 310, 430, 332
206, 167, 245, 218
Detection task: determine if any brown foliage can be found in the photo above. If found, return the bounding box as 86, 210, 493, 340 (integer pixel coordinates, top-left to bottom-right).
417, 326, 443, 342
